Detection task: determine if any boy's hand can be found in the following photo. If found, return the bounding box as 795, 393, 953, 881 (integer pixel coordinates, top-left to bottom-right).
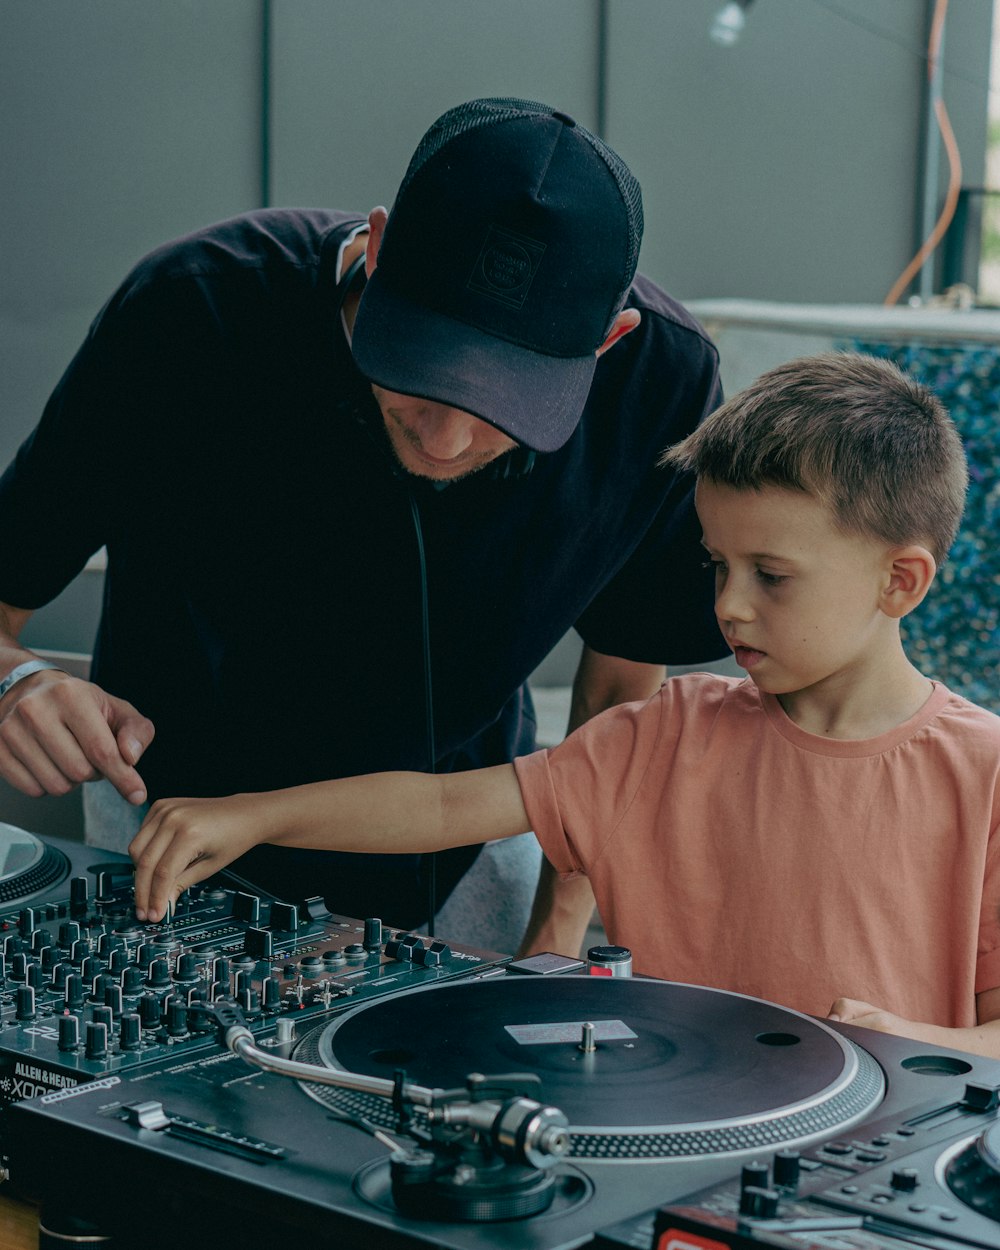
129, 794, 264, 922
827, 997, 906, 1036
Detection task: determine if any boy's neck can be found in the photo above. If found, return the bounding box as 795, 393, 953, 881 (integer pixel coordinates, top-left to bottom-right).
775, 646, 934, 740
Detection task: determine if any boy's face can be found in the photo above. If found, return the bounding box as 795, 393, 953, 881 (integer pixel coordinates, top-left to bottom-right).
695, 480, 894, 697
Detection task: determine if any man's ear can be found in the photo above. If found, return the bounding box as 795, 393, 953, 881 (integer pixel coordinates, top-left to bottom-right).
881, 545, 937, 618
365, 206, 389, 277
595, 308, 641, 357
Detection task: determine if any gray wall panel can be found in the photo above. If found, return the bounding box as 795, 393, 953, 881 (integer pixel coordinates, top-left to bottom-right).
608, 0, 991, 304
1, 0, 263, 463
269, 0, 601, 212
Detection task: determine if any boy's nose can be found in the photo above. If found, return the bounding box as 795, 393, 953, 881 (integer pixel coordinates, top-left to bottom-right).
715, 576, 754, 624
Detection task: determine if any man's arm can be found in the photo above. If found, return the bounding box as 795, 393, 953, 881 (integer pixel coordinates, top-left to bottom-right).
517, 645, 665, 958
0, 601, 154, 805
828, 988, 1000, 1059
131, 763, 530, 922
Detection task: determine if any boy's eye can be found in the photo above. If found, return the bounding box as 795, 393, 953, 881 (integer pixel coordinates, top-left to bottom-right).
702, 558, 726, 575
756, 569, 787, 587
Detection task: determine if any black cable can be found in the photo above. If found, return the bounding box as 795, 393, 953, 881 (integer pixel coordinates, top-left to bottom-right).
408, 492, 437, 936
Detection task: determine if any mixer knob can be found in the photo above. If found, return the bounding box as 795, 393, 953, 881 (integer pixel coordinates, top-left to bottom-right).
92, 1005, 113, 1033
85, 1021, 109, 1060
15, 985, 35, 1022
82, 956, 104, 984
105, 983, 124, 1018
119, 1012, 142, 1051
262, 977, 282, 1013
31, 928, 53, 954
53, 962, 72, 992
211, 957, 232, 988
235, 970, 253, 996
10, 953, 28, 982
58, 920, 81, 948
175, 953, 199, 982
69, 938, 89, 966
363, 918, 383, 951
90, 972, 115, 1004
64, 974, 86, 1011
739, 1185, 780, 1218
18, 908, 35, 937
139, 994, 162, 1030
166, 1000, 189, 1037
58, 1014, 81, 1052
890, 1167, 920, 1192
40, 946, 58, 974
122, 965, 146, 995
773, 1149, 801, 1188
69, 877, 89, 918
3, 934, 23, 958
147, 958, 171, 989
27, 963, 47, 991
741, 1161, 769, 1191
108, 947, 129, 975
96, 870, 116, 901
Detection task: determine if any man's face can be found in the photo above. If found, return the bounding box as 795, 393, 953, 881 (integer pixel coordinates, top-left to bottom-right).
372, 385, 519, 483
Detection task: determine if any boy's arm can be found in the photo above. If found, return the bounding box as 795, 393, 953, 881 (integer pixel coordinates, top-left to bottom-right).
130, 764, 529, 922
828, 989, 1000, 1060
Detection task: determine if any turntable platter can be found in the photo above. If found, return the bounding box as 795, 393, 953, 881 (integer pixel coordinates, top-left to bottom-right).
0, 821, 69, 901
296, 977, 884, 1160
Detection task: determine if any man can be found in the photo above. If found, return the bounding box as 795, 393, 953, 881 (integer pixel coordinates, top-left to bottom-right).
0, 97, 726, 955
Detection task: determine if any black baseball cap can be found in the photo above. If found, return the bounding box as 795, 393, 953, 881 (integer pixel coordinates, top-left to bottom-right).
351, 97, 644, 453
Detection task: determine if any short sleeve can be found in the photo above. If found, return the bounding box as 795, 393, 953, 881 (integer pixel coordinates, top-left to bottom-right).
572, 286, 728, 665
513, 690, 667, 877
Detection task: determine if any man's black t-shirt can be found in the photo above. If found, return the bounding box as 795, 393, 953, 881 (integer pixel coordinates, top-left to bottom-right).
0, 209, 726, 922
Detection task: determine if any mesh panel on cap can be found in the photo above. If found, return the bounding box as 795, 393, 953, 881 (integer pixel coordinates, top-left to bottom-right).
398, 97, 643, 310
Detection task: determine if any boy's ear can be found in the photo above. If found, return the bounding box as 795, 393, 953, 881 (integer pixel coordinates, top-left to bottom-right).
881, 545, 937, 618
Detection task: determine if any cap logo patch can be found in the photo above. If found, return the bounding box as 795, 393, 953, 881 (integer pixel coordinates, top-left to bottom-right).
468, 226, 545, 308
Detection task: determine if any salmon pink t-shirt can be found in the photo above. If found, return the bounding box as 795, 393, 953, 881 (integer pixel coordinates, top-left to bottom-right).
514, 674, 1000, 1025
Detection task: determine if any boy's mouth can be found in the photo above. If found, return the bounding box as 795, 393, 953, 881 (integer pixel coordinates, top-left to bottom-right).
732, 644, 766, 669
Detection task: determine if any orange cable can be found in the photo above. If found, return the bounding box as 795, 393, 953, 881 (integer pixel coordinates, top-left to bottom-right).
883, 0, 963, 306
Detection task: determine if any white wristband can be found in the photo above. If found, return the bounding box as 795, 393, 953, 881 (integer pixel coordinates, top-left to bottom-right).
0, 660, 64, 702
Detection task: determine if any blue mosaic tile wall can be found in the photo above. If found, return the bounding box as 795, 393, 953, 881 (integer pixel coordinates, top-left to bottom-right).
840, 339, 998, 713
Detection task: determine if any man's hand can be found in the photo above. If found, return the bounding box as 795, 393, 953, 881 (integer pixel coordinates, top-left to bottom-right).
0, 669, 154, 804
130, 794, 266, 921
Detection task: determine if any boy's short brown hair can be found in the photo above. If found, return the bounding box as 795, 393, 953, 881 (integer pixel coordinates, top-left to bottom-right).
663, 352, 968, 562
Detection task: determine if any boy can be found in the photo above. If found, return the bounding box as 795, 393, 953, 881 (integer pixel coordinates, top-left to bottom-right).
130, 353, 1000, 1057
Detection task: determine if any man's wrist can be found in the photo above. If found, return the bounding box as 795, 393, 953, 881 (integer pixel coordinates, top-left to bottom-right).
0, 659, 64, 702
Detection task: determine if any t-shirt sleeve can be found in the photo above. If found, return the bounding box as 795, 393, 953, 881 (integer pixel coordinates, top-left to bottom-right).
975, 774, 1000, 996
513, 689, 667, 878
0, 269, 213, 609
572, 304, 728, 666
576, 485, 728, 664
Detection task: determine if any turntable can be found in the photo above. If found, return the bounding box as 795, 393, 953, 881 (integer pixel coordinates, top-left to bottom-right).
0, 822, 129, 907
10, 973, 1000, 1250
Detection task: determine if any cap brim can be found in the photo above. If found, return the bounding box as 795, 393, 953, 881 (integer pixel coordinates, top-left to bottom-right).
351, 273, 597, 454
